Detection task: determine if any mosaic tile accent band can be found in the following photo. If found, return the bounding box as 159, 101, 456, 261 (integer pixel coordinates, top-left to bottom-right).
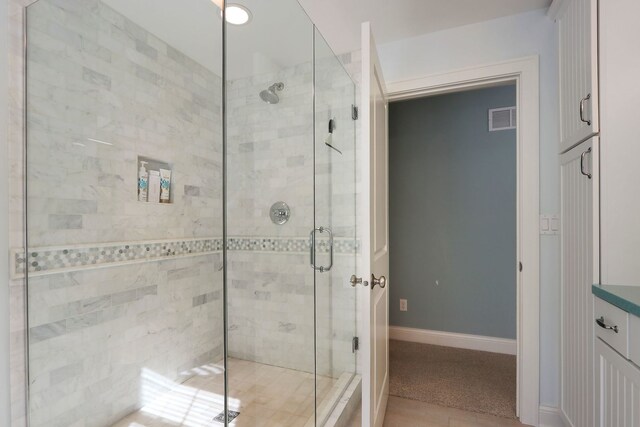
12, 236, 359, 278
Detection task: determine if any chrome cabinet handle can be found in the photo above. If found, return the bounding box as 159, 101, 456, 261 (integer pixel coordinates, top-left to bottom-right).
580, 147, 592, 179
310, 226, 333, 272
595, 316, 618, 333
579, 93, 591, 126
371, 274, 386, 289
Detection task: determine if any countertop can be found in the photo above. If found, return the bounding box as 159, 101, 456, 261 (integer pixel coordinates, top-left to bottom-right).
592, 284, 640, 318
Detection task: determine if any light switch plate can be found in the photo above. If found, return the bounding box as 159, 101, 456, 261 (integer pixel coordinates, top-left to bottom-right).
540, 214, 560, 235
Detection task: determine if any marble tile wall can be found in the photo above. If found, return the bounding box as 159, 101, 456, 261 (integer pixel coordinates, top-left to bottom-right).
26, 0, 223, 247
27, 255, 223, 427
226, 61, 314, 239
226, 59, 317, 373
226, 48, 359, 378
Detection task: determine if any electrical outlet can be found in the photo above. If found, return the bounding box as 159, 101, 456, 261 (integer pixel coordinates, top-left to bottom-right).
399, 299, 407, 312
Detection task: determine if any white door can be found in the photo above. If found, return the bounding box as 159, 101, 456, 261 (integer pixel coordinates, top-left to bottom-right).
360, 21, 389, 427
556, 0, 599, 152
560, 136, 599, 427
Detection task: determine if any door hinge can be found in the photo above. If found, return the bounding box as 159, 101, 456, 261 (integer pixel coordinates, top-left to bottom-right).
352, 105, 358, 120
519, 262, 523, 272
352, 336, 359, 353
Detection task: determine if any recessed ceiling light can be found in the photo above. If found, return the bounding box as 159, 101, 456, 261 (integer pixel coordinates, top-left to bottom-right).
225, 4, 252, 25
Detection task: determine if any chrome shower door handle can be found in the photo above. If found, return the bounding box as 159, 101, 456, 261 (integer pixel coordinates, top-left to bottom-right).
579, 93, 591, 126
310, 226, 333, 272
309, 228, 316, 268
580, 147, 592, 179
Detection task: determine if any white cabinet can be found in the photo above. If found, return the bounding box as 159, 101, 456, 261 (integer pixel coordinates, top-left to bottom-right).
560, 137, 599, 427
598, 0, 640, 285
556, 0, 599, 152
595, 338, 640, 427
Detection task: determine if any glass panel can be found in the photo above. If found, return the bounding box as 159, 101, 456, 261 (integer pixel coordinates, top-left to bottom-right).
313, 29, 358, 426
25, 0, 224, 425
224, 0, 316, 425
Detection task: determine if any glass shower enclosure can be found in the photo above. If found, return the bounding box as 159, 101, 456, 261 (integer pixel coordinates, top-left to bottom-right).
22, 0, 358, 426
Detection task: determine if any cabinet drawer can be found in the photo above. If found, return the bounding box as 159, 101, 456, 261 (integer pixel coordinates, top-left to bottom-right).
631, 314, 640, 366
594, 298, 629, 357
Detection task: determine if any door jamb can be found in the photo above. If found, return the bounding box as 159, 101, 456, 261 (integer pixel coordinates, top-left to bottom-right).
385, 56, 540, 426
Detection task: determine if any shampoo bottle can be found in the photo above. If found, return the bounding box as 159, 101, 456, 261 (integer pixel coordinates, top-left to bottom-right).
159, 168, 171, 204
138, 161, 149, 202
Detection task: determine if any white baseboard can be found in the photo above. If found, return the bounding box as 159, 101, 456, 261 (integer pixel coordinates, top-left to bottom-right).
539, 405, 569, 427
389, 326, 517, 355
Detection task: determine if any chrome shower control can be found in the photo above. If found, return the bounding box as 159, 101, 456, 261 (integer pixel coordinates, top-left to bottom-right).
270, 201, 290, 225
371, 274, 386, 289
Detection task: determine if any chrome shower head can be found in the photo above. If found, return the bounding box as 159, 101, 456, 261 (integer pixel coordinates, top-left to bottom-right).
260, 82, 284, 104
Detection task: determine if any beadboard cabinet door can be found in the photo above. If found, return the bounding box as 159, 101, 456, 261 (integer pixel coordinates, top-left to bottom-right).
595, 338, 640, 427
556, 0, 599, 153
560, 137, 599, 427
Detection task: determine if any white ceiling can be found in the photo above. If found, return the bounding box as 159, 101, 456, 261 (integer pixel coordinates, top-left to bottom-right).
101, 0, 551, 80
297, 0, 552, 55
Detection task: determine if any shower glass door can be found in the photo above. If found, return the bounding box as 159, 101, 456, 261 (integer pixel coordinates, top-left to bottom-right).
224, 0, 318, 425
313, 29, 359, 426
24, 0, 225, 426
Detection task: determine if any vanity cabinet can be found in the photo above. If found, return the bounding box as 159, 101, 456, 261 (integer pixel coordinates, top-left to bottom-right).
595, 325, 640, 426
556, 0, 599, 152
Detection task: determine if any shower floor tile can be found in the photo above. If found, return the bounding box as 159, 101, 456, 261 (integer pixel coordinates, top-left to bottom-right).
111, 358, 337, 427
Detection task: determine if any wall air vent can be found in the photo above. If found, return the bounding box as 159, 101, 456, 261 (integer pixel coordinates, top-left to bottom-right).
489, 106, 517, 131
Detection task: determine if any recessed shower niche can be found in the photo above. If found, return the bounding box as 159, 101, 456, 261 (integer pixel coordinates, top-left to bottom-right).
137, 156, 172, 204
23, 0, 359, 426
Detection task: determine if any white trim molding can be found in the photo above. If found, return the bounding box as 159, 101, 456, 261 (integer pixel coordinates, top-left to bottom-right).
539, 405, 569, 427
387, 56, 540, 426
389, 326, 516, 355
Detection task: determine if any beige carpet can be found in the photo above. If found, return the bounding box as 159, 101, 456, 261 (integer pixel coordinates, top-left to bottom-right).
389, 339, 517, 419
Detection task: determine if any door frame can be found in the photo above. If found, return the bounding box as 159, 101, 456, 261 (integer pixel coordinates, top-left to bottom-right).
385, 56, 540, 426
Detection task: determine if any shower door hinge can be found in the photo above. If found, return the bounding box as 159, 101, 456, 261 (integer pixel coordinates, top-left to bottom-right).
352, 336, 359, 353
352, 105, 358, 120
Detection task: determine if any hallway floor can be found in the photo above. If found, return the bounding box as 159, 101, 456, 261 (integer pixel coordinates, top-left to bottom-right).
389, 340, 517, 419
112, 358, 339, 427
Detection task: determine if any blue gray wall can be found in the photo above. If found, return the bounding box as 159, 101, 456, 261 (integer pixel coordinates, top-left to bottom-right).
389, 85, 516, 339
